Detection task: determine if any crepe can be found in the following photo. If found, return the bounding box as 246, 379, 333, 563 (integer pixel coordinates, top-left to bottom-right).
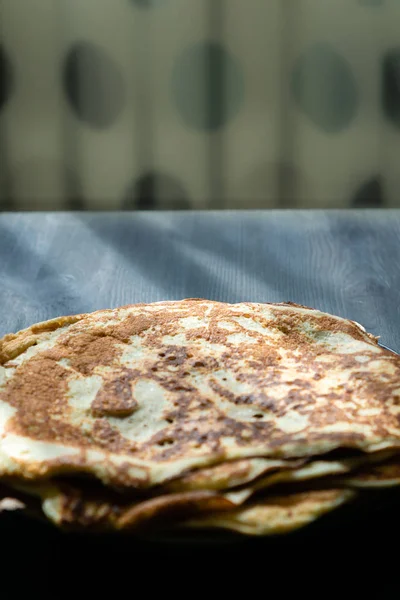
340, 457, 400, 488
1, 300, 399, 493
237, 449, 398, 495
4, 478, 244, 531
0, 494, 25, 513
164, 457, 305, 492
4, 449, 397, 532
183, 489, 355, 535
1, 471, 355, 533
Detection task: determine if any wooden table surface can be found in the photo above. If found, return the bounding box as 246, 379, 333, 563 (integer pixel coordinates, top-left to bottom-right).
0, 210, 399, 351
0, 210, 399, 594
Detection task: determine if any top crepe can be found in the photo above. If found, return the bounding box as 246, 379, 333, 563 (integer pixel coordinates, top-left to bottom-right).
0, 299, 399, 489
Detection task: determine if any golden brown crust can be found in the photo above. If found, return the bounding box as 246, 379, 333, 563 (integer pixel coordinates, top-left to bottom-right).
115, 490, 235, 530
0, 300, 398, 488
182, 488, 355, 535
0, 314, 85, 365
32, 480, 237, 531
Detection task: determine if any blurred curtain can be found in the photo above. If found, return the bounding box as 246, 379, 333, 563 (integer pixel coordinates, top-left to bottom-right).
0, 0, 399, 211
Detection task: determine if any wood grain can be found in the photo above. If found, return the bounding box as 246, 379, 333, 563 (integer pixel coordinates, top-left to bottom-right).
0, 210, 399, 351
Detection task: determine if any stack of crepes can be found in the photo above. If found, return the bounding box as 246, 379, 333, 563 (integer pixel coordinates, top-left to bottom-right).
0, 300, 399, 537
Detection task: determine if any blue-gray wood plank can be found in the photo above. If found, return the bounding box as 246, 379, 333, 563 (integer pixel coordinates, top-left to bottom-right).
0, 210, 399, 350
